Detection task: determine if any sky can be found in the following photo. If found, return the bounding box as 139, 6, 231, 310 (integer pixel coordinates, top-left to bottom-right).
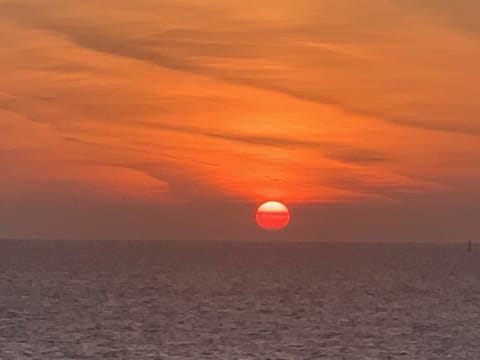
1, 0, 479, 241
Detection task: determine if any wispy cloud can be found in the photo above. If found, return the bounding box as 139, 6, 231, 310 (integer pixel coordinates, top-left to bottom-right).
132, 121, 390, 164
398, 0, 480, 36
2, 0, 480, 240
2, 0, 480, 135
1, 0, 479, 211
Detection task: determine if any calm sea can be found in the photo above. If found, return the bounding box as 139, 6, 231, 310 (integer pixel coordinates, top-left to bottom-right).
0, 240, 479, 359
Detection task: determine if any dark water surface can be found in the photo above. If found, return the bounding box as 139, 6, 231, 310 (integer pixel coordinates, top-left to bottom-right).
0, 240, 479, 359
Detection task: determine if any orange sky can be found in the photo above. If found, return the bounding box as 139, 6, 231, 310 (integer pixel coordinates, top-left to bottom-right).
1, 0, 479, 240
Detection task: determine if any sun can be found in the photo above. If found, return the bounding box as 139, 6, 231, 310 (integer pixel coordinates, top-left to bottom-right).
256, 201, 290, 231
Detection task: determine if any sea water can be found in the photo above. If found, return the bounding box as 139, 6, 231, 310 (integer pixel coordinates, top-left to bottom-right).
0, 240, 479, 359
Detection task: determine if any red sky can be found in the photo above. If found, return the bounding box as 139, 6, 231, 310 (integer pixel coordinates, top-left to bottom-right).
1, 0, 479, 241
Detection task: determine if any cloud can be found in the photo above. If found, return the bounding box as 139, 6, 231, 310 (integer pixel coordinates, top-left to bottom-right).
0, 91, 16, 109
62, 136, 151, 155
2, 0, 480, 135
134, 121, 389, 164
1, 0, 480, 241
399, 0, 480, 36
0, 150, 173, 203
0, 0, 478, 207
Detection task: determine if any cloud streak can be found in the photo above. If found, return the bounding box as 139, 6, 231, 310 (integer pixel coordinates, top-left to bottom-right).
133, 121, 390, 164
1, 0, 480, 240
2, 0, 480, 135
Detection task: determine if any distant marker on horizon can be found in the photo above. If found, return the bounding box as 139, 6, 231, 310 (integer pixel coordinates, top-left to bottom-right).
468, 240, 472, 253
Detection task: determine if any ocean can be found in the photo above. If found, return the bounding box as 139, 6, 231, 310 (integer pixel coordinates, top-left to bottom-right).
0, 240, 479, 359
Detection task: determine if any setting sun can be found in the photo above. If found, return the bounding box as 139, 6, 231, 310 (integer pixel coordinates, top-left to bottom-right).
256, 201, 290, 231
